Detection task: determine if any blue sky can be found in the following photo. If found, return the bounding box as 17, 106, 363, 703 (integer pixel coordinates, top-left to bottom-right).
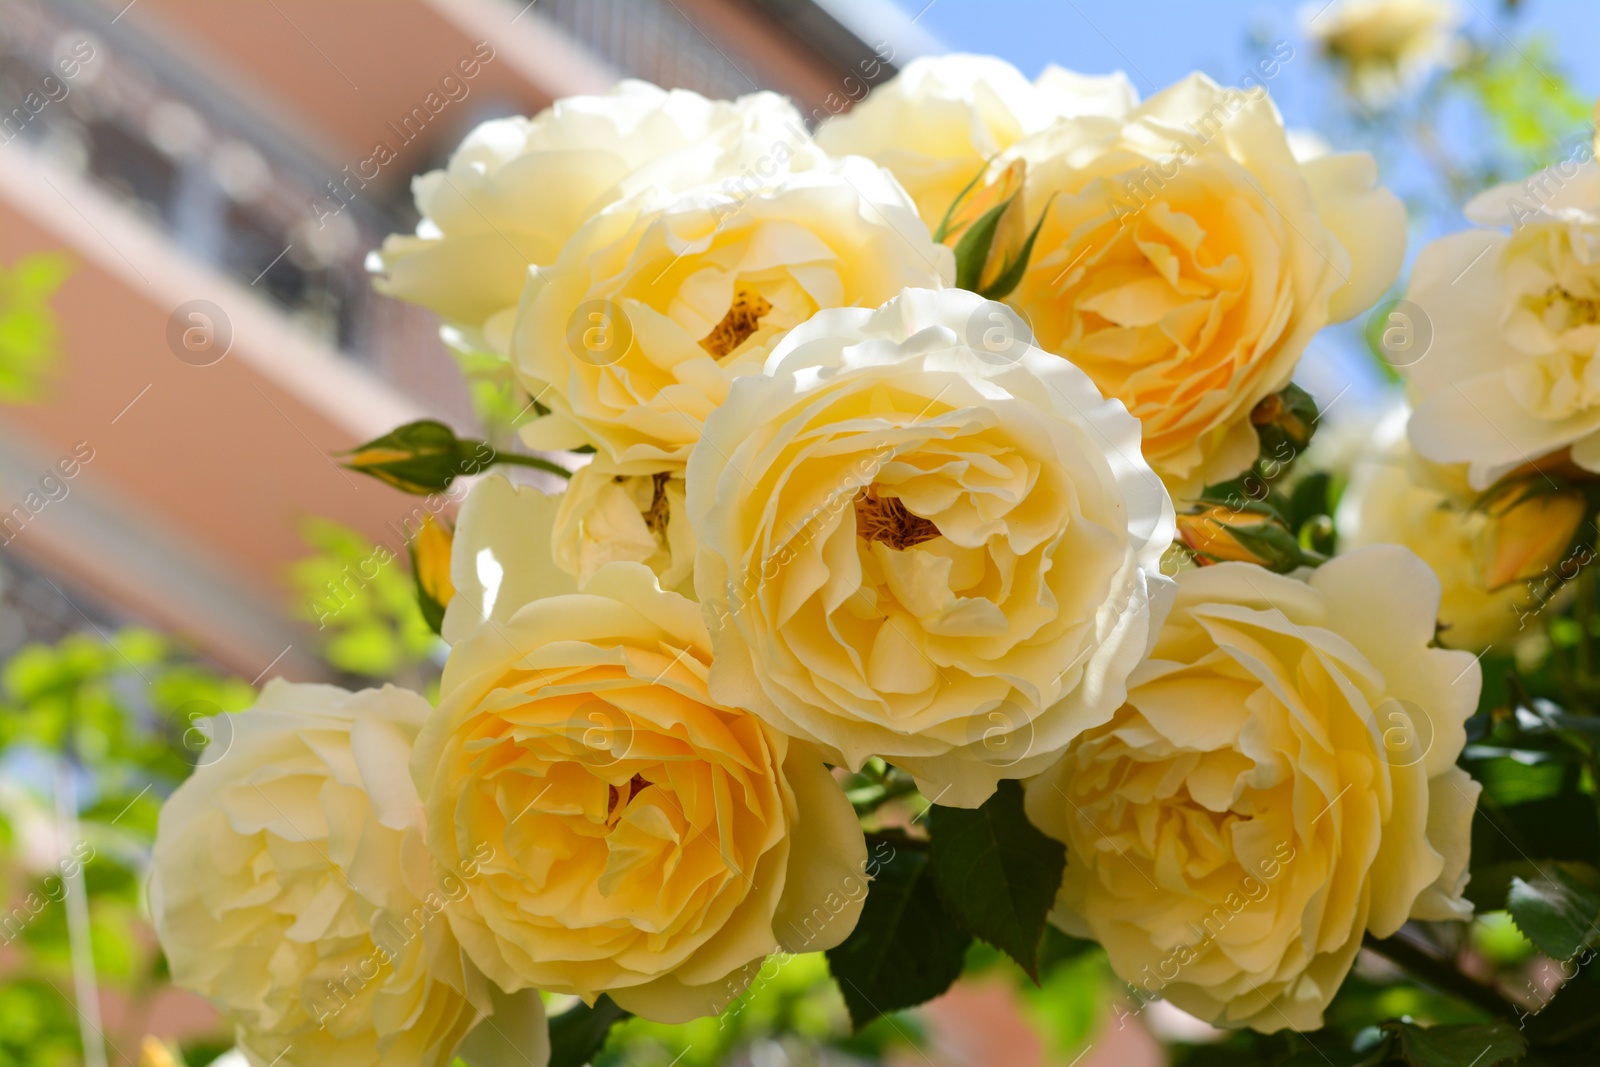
887, 0, 1600, 131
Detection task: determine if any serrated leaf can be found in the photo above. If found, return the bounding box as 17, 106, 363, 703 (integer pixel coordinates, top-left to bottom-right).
548, 995, 629, 1067
1507, 866, 1600, 959
927, 779, 1065, 979
1387, 1020, 1527, 1066
826, 839, 971, 1030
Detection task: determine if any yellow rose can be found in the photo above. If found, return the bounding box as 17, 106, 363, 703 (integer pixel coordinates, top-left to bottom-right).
1025, 547, 1481, 1032
552, 458, 695, 595
439, 475, 576, 647
150, 681, 545, 1067
1403, 161, 1600, 489
1307, 0, 1463, 106
372, 81, 818, 352
688, 287, 1175, 807
513, 157, 953, 466
1338, 406, 1587, 649
413, 561, 867, 1023
817, 54, 1137, 227
1007, 73, 1404, 498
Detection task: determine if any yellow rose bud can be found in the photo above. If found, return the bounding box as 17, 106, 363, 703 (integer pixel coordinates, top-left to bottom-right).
411, 514, 457, 633
939, 158, 1036, 295
1178, 504, 1309, 571
1475, 490, 1587, 592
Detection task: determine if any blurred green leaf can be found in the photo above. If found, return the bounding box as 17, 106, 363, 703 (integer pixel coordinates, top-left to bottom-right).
287, 518, 438, 678
0, 253, 70, 404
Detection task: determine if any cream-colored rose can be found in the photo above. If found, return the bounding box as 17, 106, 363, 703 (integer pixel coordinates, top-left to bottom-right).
552, 458, 695, 595
513, 157, 953, 465
439, 475, 576, 648
688, 287, 1175, 807
1007, 73, 1404, 499
414, 561, 867, 1023
1403, 160, 1600, 489
1338, 405, 1585, 649
1307, 0, 1463, 106
371, 81, 819, 352
150, 681, 546, 1067
1026, 547, 1481, 1032
818, 54, 1137, 227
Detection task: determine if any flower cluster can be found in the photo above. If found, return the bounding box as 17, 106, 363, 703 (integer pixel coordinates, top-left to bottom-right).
152, 53, 1503, 1065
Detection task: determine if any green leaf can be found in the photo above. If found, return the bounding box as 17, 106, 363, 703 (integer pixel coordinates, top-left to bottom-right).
1507, 866, 1600, 959
825, 836, 972, 1030
927, 779, 1065, 979
951, 200, 1010, 292
931, 158, 995, 244
548, 995, 630, 1067
1386, 1020, 1527, 1066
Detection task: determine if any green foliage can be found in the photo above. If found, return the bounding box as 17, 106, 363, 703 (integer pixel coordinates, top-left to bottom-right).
590, 953, 916, 1067
548, 995, 630, 1067
1458, 38, 1591, 170
927, 779, 1066, 979
287, 518, 439, 678
0, 253, 69, 404
0, 628, 253, 1065
825, 836, 971, 1030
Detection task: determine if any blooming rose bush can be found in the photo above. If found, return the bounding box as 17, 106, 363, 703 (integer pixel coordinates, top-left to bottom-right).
413, 561, 866, 1022
1026, 547, 1481, 1031
152, 42, 1591, 1061
688, 287, 1174, 806
149, 682, 544, 1067
1005, 74, 1404, 497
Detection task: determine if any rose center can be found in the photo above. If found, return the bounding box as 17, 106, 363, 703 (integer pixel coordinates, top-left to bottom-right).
699, 286, 773, 359
642, 472, 672, 536
605, 772, 652, 826
854, 485, 941, 550
1529, 284, 1600, 331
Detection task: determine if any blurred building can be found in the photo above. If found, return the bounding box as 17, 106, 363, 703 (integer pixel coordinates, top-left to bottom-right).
0, 0, 936, 678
